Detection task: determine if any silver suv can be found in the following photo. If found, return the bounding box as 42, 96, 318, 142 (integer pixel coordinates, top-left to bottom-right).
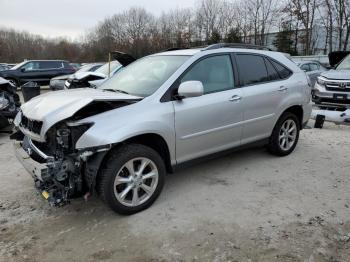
313, 53, 350, 107
12, 44, 312, 214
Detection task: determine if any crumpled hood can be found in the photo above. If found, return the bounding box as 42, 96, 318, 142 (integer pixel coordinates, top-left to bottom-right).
321, 69, 350, 80
20, 88, 141, 141
70, 71, 106, 80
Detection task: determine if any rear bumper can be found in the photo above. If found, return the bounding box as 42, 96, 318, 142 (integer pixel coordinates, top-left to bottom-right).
14, 141, 49, 181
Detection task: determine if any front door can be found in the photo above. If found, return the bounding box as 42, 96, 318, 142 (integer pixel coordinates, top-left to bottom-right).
174, 54, 244, 163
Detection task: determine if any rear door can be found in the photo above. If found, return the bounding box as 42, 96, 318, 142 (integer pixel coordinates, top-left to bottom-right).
174, 54, 244, 163
235, 53, 291, 144
39, 61, 65, 81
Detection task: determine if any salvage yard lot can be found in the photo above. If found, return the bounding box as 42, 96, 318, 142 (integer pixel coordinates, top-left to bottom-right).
1, 121, 350, 261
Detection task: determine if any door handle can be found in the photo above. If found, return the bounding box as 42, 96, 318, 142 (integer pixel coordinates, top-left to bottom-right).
278, 86, 288, 92
229, 95, 242, 102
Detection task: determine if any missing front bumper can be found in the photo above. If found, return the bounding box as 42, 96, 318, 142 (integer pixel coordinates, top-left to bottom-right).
14, 141, 49, 181
14, 141, 70, 206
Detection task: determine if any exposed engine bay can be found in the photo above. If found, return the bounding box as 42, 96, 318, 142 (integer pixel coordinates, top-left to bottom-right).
12, 96, 140, 206
0, 77, 21, 130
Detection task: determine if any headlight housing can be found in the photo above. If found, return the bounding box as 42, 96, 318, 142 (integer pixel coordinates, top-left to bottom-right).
317, 76, 326, 86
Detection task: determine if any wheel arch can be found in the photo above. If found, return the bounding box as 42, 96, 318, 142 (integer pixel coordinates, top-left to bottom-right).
98, 133, 173, 176
278, 105, 304, 129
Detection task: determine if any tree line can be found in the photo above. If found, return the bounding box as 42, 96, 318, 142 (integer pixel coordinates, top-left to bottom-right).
0, 0, 349, 63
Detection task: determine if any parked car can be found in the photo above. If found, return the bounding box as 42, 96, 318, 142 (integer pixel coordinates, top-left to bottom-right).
296, 60, 327, 86
70, 63, 82, 70
0, 77, 20, 131
12, 44, 312, 214
64, 52, 136, 89
313, 51, 350, 108
0, 60, 75, 88
50, 63, 104, 90
0, 63, 11, 71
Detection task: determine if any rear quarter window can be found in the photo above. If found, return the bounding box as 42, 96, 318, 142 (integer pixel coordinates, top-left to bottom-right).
270, 59, 292, 79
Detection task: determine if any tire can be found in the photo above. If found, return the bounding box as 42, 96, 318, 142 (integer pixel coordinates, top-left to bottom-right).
97, 144, 166, 215
268, 112, 300, 156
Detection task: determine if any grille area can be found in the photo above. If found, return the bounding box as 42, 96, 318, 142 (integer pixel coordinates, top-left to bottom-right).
325, 81, 350, 92
20, 115, 43, 135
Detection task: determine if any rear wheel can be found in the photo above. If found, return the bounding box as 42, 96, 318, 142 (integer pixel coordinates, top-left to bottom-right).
97, 144, 165, 215
268, 112, 300, 156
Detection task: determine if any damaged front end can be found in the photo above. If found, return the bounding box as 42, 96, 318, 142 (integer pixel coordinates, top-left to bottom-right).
0, 77, 21, 130
12, 119, 109, 206
11, 88, 141, 207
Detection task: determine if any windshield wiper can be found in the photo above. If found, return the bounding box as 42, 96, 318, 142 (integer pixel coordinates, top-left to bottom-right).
115, 89, 129, 94
102, 89, 129, 95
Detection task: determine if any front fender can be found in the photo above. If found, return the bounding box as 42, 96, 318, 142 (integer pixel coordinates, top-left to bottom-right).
75, 99, 176, 163
76, 121, 175, 164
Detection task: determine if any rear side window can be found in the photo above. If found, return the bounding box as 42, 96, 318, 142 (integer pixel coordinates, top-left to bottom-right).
236, 54, 269, 85
264, 59, 280, 81
181, 55, 234, 94
270, 60, 292, 79
39, 61, 63, 69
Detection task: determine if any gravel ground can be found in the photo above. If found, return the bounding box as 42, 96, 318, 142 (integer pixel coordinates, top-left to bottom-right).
1, 120, 350, 262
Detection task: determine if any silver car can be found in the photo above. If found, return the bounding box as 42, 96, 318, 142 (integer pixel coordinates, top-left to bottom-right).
12, 44, 312, 214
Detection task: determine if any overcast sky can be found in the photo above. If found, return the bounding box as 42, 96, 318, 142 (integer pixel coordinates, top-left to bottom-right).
0, 0, 197, 40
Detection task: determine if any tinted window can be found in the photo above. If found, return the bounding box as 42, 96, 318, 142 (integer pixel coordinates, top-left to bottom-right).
40, 61, 63, 69
271, 60, 292, 79
265, 58, 280, 81
309, 63, 319, 71
181, 55, 234, 94
236, 54, 268, 85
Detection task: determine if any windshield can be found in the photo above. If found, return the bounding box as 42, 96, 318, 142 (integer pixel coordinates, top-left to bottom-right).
11, 61, 28, 70
336, 54, 350, 70
99, 55, 190, 97
96, 61, 122, 76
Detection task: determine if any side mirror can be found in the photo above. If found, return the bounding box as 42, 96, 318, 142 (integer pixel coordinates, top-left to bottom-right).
177, 81, 204, 99
20, 68, 26, 72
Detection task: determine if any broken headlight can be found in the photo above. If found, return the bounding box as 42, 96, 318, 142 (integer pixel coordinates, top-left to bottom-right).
66, 122, 94, 148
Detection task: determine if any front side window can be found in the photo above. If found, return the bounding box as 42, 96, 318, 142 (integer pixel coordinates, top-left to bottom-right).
236, 54, 269, 85
21, 62, 40, 71
100, 55, 189, 97
336, 54, 350, 70
301, 64, 310, 72
181, 55, 234, 94
309, 63, 319, 71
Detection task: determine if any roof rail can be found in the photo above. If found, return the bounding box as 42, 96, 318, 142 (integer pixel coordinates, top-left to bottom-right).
204, 43, 272, 51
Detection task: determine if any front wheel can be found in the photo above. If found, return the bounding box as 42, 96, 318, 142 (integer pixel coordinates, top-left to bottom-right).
268, 112, 300, 156
97, 144, 165, 215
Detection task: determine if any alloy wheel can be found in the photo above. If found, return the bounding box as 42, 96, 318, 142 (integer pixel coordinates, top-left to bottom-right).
113, 157, 159, 207
279, 119, 297, 151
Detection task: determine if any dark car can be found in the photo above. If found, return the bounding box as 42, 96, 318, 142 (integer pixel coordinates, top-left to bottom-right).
0, 60, 75, 88
50, 63, 103, 90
